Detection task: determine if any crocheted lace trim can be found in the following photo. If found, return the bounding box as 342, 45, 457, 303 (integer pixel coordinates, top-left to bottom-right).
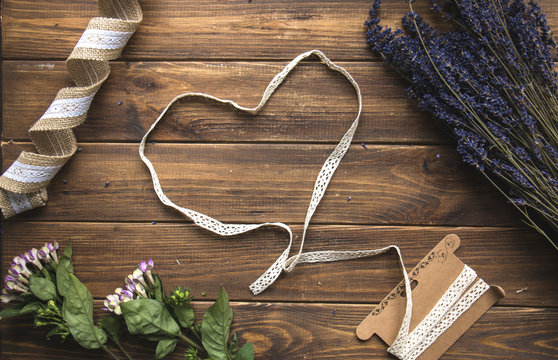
140, 50, 490, 359
40, 94, 96, 120
140, 50, 364, 295
388, 265, 489, 360
3, 162, 63, 184
76, 29, 134, 50
6, 191, 33, 215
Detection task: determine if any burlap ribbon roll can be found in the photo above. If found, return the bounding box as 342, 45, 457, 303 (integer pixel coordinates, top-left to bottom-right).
0, 0, 142, 218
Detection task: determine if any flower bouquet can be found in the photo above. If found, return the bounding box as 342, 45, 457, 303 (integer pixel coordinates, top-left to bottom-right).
365, 0, 558, 247
1, 242, 253, 360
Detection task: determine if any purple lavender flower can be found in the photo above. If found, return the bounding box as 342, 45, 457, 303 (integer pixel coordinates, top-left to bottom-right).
115, 288, 134, 302
103, 294, 122, 315
8, 264, 29, 285
125, 281, 136, 294
3, 244, 67, 305
1, 288, 18, 304
124, 273, 147, 297
139, 259, 153, 273
139, 259, 154, 285
4, 275, 28, 293
45, 241, 59, 264
123, 274, 147, 299
24, 248, 43, 270
104, 277, 145, 316
12, 260, 31, 279
366, 0, 558, 247
134, 283, 147, 298
38, 246, 51, 263
106, 260, 160, 306
132, 268, 148, 288
12, 256, 27, 268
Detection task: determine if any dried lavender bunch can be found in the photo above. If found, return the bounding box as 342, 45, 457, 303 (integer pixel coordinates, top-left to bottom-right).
366, 0, 558, 247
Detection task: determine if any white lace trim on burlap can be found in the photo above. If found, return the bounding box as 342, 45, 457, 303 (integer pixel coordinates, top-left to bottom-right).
76, 29, 134, 50
3, 161, 63, 184
0, 0, 142, 218
40, 94, 96, 120
7, 191, 33, 214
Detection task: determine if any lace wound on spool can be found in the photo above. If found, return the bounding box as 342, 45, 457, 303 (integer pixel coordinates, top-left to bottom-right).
356, 235, 505, 360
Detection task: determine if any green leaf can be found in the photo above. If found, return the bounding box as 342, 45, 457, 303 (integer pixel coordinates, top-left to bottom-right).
0, 304, 24, 318
173, 304, 194, 328
29, 276, 57, 301
40, 267, 53, 281
155, 338, 178, 359
120, 298, 180, 337
45, 326, 69, 341
63, 274, 107, 349
98, 315, 122, 344
46, 327, 61, 340
145, 334, 171, 342
56, 256, 74, 297
238, 343, 254, 360
152, 274, 164, 302
201, 286, 233, 360
19, 302, 42, 316
228, 333, 239, 359
64, 241, 72, 259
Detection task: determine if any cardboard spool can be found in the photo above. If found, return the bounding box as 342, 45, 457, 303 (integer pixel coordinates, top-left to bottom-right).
356, 234, 505, 360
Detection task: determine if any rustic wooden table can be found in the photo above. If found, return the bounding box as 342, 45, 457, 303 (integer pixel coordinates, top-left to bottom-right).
2, 1, 558, 359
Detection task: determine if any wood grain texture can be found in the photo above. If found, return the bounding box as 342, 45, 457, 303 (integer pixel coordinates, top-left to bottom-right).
1, 303, 557, 359
2, 61, 444, 144
1, 142, 521, 226
3, 0, 558, 61
2, 223, 556, 306
1, 0, 482, 61
3, 0, 558, 358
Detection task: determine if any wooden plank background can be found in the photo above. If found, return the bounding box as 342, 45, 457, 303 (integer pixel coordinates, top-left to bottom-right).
2, 0, 558, 359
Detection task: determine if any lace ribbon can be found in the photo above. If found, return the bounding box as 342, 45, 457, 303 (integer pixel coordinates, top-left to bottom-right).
140, 50, 490, 358
0, 0, 142, 218
388, 265, 489, 360
140, 49, 366, 295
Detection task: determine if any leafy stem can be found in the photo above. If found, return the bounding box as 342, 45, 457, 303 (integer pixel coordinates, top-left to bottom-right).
114, 341, 134, 360
178, 332, 204, 353
103, 345, 122, 360
2, 246, 254, 360
191, 326, 203, 343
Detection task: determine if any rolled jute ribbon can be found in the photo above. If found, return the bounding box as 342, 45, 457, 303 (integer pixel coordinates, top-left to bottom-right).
0, 0, 142, 218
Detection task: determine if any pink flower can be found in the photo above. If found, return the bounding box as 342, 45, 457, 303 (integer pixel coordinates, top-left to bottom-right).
24, 249, 42, 270
139, 259, 155, 285
139, 259, 153, 272
1, 289, 18, 304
